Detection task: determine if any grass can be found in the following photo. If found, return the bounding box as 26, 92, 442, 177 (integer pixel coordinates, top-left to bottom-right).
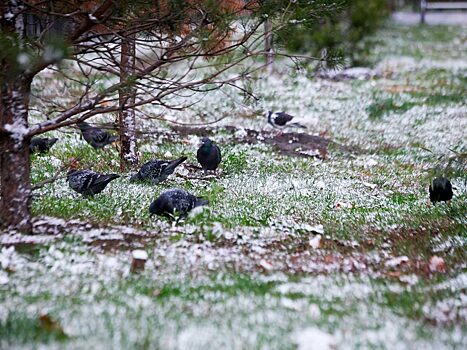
2, 21, 467, 350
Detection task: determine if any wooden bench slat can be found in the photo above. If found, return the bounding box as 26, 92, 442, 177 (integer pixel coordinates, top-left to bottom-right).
425, 2, 467, 9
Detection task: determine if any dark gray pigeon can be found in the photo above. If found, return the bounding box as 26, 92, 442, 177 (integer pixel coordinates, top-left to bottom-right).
197, 138, 221, 174
129, 156, 187, 184
429, 177, 453, 203
30, 137, 58, 154
267, 111, 306, 130
149, 188, 208, 219
77, 121, 118, 149
67, 169, 120, 196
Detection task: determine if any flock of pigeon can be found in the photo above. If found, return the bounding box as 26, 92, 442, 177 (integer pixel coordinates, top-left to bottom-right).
30, 112, 454, 221
32, 121, 221, 220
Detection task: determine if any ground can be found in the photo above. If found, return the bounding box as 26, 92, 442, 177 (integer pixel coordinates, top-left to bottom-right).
1, 20, 466, 349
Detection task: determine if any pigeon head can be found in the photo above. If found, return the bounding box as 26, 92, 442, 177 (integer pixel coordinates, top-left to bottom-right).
201, 137, 213, 146
149, 195, 172, 217
66, 169, 79, 180
266, 111, 274, 123
47, 138, 59, 147
199, 138, 215, 155
77, 122, 91, 130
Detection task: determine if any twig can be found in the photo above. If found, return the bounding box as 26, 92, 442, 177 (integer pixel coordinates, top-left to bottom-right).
175, 173, 216, 181
31, 160, 76, 191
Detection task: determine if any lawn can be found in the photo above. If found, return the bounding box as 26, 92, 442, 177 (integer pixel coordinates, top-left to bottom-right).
1, 22, 466, 349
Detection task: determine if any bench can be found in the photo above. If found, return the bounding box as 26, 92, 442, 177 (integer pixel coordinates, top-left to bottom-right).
420, 1, 467, 23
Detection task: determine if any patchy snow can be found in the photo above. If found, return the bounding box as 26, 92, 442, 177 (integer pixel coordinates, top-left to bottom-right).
132, 249, 148, 260
309, 234, 322, 249
4, 118, 28, 144
292, 327, 336, 350
385, 256, 409, 268
2, 19, 466, 350
3, 12, 14, 20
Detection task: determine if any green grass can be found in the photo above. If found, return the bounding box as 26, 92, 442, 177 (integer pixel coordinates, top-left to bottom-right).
0, 313, 68, 345
367, 96, 417, 119
3, 21, 467, 350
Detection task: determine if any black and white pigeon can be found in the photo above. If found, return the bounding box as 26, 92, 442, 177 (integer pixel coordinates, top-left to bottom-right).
77, 121, 118, 149
267, 111, 306, 130
149, 188, 208, 219
429, 177, 453, 203
29, 137, 58, 154
197, 138, 222, 174
67, 169, 120, 196
130, 156, 188, 184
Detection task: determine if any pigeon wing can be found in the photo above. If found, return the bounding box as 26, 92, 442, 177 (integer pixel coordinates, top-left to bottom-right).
274, 112, 294, 126
90, 128, 109, 143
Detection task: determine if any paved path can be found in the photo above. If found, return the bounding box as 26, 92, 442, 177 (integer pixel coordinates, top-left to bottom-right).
392, 11, 467, 25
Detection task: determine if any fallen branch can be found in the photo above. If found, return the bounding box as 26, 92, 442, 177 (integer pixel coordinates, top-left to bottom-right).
175, 173, 217, 181
31, 159, 78, 191
32, 167, 67, 191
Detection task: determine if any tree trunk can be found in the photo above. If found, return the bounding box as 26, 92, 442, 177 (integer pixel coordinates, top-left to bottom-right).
118, 35, 138, 171
0, 76, 33, 233
0, 0, 33, 233
264, 19, 274, 74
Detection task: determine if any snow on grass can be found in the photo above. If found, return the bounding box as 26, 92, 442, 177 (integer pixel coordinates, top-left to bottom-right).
1, 21, 467, 349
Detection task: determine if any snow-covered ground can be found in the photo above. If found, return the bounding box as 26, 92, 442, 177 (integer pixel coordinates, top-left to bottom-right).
1, 21, 466, 349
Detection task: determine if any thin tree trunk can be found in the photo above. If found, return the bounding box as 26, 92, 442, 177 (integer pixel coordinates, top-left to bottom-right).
0, 77, 33, 233
264, 19, 274, 74
118, 35, 138, 171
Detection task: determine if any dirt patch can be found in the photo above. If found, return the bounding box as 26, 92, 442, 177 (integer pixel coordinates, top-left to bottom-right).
171, 125, 337, 159
0, 216, 159, 252
263, 132, 329, 159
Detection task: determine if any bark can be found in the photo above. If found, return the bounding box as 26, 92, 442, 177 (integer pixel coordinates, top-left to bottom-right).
118, 35, 138, 171
0, 76, 33, 233
264, 19, 274, 74
0, 0, 33, 233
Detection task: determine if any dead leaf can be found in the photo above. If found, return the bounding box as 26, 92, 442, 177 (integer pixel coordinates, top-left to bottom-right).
324, 254, 337, 264
429, 255, 446, 272
39, 314, 67, 337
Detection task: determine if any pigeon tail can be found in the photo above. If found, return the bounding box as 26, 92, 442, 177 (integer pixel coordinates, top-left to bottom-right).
429, 177, 453, 203
164, 156, 188, 173
95, 174, 120, 186
289, 122, 307, 129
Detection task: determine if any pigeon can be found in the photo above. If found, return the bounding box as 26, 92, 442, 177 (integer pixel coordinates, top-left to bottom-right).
29, 137, 58, 154
130, 156, 188, 184
267, 111, 306, 130
67, 169, 120, 196
197, 138, 221, 174
429, 177, 453, 203
77, 121, 118, 149
149, 188, 208, 219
